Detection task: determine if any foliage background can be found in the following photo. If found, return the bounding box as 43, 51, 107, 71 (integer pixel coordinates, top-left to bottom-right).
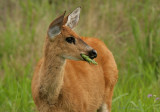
0, 0, 160, 111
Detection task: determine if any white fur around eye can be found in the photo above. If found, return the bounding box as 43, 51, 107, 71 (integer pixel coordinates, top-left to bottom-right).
48, 26, 61, 39
65, 7, 81, 29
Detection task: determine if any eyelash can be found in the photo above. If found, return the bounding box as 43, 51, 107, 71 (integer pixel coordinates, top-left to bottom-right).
66, 37, 75, 44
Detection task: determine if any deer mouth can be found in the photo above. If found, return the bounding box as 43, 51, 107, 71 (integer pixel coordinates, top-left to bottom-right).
80, 54, 95, 60
80, 54, 87, 61
80, 54, 94, 61
80, 54, 98, 65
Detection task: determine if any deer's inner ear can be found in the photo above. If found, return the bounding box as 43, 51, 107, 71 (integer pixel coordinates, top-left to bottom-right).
48, 12, 66, 39
65, 7, 81, 29
48, 26, 61, 39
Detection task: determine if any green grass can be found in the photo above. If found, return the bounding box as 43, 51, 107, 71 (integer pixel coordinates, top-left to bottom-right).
0, 0, 160, 112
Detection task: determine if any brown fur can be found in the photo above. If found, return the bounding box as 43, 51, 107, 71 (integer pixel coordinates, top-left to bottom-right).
31, 11, 118, 112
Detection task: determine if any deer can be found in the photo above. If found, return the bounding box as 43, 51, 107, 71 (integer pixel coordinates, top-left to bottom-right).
31, 7, 118, 112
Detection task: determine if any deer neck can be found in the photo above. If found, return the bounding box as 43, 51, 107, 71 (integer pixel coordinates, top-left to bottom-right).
39, 39, 66, 104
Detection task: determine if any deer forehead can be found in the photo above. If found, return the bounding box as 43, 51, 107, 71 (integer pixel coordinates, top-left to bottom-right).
61, 26, 80, 38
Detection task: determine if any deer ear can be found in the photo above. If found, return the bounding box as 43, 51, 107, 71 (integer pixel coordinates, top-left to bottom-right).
65, 7, 81, 29
48, 11, 66, 39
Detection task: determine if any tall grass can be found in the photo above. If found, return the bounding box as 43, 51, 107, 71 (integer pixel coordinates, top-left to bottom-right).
0, 0, 160, 112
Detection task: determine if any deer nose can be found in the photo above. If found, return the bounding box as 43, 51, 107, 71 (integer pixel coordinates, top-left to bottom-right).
89, 49, 97, 59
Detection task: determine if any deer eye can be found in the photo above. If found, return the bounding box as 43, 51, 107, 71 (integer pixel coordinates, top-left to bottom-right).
66, 37, 75, 44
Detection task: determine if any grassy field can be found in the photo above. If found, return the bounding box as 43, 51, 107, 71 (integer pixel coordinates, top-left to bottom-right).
0, 0, 160, 112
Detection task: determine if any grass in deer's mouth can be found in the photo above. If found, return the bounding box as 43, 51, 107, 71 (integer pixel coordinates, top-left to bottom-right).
81, 54, 98, 65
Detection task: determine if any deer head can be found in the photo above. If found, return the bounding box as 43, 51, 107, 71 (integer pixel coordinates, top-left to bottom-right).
46, 7, 97, 61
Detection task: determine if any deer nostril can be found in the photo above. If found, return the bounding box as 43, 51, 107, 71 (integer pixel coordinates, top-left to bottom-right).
92, 50, 97, 56
89, 49, 97, 59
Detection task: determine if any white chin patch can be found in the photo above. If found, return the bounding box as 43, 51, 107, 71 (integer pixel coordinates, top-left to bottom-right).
100, 103, 109, 112
63, 55, 80, 61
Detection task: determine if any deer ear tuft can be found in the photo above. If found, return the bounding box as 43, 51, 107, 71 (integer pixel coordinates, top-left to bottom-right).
65, 7, 81, 29
48, 11, 66, 39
